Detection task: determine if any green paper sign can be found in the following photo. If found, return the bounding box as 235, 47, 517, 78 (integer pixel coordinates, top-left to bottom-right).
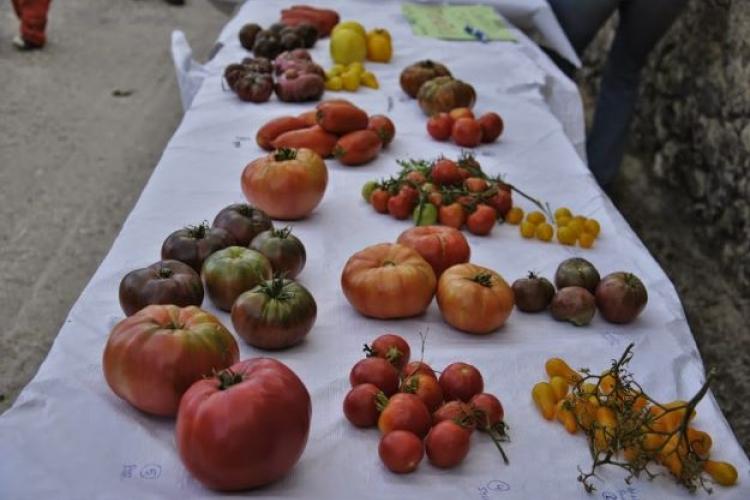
402, 3, 516, 42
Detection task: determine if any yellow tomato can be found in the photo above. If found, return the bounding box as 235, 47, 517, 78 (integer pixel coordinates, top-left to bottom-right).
505, 207, 523, 224
535, 223, 553, 241
583, 218, 601, 237
557, 226, 576, 245
330, 28, 367, 65
554, 207, 572, 219
520, 221, 535, 238
579, 232, 595, 248
325, 76, 343, 91
366, 29, 393, 63
360, 71, 379, 89
341, 70, 361, 91
333, 21, 366, 39
527, 211, 546, 225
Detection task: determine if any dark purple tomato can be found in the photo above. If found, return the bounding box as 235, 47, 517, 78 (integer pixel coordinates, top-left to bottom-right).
118, 260, 204, 316
554, 257, 600, 294
161, 222, 235, 273
212, 203, 273, 247
512, 272, 555, 312
595, 272, 648, 324
550, 286, 596, 326
249, 227, 306, 279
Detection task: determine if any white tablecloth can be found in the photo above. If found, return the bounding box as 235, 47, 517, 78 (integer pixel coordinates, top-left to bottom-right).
1, 1, 747, 498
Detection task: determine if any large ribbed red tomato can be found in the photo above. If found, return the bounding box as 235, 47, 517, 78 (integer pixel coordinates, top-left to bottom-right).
176, 358, 311, 491
396, 225, 470, 276
102, 305, 239, 417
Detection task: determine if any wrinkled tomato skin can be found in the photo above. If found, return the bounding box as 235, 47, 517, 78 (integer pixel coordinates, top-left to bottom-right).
343, 383, 382, 428
349, 357, 400, 396
397, 225, 470, 276
102, 305, 239, 417
176, 358, 311, 491
118, 259, 204, 316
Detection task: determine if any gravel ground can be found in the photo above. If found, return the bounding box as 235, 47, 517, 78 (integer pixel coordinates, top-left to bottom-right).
1, 0, 747, 459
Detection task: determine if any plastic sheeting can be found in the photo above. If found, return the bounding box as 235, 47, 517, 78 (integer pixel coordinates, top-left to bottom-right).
1, 1, 747, 498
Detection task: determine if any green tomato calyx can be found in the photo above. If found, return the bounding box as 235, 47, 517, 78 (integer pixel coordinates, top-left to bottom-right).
216, 368, 244, 390
274, 148, 298, 162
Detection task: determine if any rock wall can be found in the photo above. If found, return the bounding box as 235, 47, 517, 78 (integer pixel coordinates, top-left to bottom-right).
580, 0, 750, 290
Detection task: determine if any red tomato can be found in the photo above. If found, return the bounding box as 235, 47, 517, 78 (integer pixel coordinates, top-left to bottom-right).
439, 362, 484, 402
378, 393, 432, 438
456, 194, 477, 209
399, 185, 420, 205
368, 114, 396, 147
175, 358, 311, 491
486, 186, 512, 218
451, 118, 482, 148
397, 225, 471, 276
466, 205, 497, 235
401, 373, 444, 412
102, 305, 239, 417
371, 189, 390, 214
402, 361, 437, 380
428, 191, 443, 207
343, 383, 383, 428
405, 170, 426, 185
438, 202, 466, 229
425, 420, 471, 468
457, 167, 471, 180
478, 112, 504, 143
433, 400, 476, 432
449, 107, 475, 121
465, 177, 488, 193
430, 158, 463, 186
379, 431, 424, 474
387, 194, 413, 220
366, 333, 411, 370
470, 393, 505, 431
426, 113, 454, 141
350, 357, 400, 396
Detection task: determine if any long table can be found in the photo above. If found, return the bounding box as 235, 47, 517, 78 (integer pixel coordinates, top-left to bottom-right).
1, 1, 747, 498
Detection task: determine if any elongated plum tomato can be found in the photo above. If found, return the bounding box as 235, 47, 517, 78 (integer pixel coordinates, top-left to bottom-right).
241, 148, 328, 220
378, 393, 432, 438
176, 358, 311, 491
439, 362, 484, 402
102, 305, 239, 417
366, 333, 411, 370
379, 431, 424, 474
433, 400, 476, 432
212, 203, 273, 247
201, 246, 273, 312
118, 259, 204, 316
470, 393, 505, 431
425, 420, 471, 468
437, 263, 514, 334
397, 225, 470, 276
341, 243, 436, 319
249, 226, 306, 279
343, 383, 383, 428
350, 357, 400, 396
401, 373, 444, 412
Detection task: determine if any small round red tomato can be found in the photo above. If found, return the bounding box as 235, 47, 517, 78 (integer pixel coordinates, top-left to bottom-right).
425, 420, 471, 468
401, 373, 444, 412
478, 112, 504, 143
379, 431, 424, 474
427, 113, 453, 141
465, 177, 488, 193
371, 189, 390, 213
438, 202, 466, 229
368, 114, 396, 147
350, 357, 400, 396
161, 222, 236, 273
449, 107, 474, 121
176, 358, 311, 491
470, 393, 505, 431
397, 225, 471, 276
428, 191, 443, 207
486, 185, 513, 217
466, 205, 497, 235
399, 185, 420, 204
249, 227, 306, 279
387, 194, 413, 220
202, 246, 273, 312
212, 203, 273, 247
366, 333, 411, 370
433, 400, 476, 432
451, 118, 482, 148
378, 393, 432, 438
119, 259, 204, 316
103, 305, 239, 417
430, 158, 463, 186
343, 383, 383, 428
402, 361, 436, 380
405, 170, 426, 185
439, 362, 484, 402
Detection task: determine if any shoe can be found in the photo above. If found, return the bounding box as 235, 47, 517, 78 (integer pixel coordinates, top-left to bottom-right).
12, 35, 42, 50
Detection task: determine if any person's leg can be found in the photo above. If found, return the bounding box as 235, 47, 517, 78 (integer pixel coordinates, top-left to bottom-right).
588, 0, 687, 186
16, 0, 52, 47
547, 0, 620, 56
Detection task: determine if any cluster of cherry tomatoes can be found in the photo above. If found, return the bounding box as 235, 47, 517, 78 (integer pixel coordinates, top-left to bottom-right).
361, 153, 513, 236
343, 333, 510, 474
506, 206, 602, 248
426, 108, 503, 148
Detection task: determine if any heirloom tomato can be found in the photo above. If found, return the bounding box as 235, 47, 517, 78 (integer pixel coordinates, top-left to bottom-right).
118, 259, 204, 316
201, 246, 272, 311
102, 305, 239, 416
366, 333, 411, 370
212, 203, 273, 247
176, 358, 311, 491
350, 357, 400, 396
161, 222, 235, 273
341, 243, 436, 319
396, 225, 470, 276
250, 226, 306, 279
437, 263, 514, 334
241, 148, 328, 220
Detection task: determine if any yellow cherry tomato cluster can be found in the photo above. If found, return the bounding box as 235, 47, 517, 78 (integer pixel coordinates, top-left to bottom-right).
505, 205, 601, 248
325, 61, 379, 92
531, 348, 738, 492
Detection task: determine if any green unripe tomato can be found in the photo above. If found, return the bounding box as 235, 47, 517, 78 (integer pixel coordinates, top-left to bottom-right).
361, 181, 378, 203
412, 203, 438, 226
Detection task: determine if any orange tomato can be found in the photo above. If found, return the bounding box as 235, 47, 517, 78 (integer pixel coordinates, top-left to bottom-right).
436, 263, 514, 334
397, 226, 471, 276
341, 243, 436, 319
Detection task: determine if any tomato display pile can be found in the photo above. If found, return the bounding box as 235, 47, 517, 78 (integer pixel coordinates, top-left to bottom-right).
256, 100, 394, 165
344, 333, 510, 473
